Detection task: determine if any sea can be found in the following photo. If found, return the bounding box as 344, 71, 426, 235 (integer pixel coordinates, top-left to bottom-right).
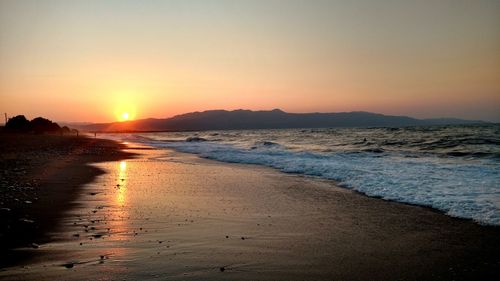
103, 124, 500, 226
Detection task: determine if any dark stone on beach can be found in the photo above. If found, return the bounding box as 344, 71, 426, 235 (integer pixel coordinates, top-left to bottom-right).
19, 218, 34, 224
100, 255, 104, 260
241, 237, 245, 240
363, 148, 385, 153
219, 266, 225, 272
225, 235, 229, 238
63, 263, 74, 269
186, 137, 207, 142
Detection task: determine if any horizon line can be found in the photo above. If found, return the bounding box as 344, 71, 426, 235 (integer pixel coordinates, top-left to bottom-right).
1, 108, 495, 126
62, 108, 491, 125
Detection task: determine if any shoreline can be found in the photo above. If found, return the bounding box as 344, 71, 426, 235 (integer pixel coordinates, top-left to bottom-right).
0, 134, 135, 267
179, 155, 500, 229
110, 126, 499, 227
145, 147, 500, 228
1, 138, 499, 280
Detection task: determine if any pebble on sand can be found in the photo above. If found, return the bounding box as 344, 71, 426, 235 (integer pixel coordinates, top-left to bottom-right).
19, 218, 34, 223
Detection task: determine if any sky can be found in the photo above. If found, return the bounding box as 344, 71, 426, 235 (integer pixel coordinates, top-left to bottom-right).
0, 0, 499, 123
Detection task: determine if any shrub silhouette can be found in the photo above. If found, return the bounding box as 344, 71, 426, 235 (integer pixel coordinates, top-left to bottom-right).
4, 115, 78, 135
5, 115, 30, 131
30, 117, 61, 134
61, 126, 71, 135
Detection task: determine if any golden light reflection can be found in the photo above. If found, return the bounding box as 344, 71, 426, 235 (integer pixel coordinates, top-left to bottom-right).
117, 161, 127, 206
120, 161, 127, 171
106, 160, 131, 244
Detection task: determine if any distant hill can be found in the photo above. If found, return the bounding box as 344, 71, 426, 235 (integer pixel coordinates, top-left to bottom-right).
78, 109, 487, 132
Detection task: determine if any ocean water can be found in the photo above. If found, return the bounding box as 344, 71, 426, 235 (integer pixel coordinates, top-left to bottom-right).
103, 125, 500, 226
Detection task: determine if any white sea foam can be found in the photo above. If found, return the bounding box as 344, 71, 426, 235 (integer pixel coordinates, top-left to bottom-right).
150, 141, 500, 225
104, 128, 500, 226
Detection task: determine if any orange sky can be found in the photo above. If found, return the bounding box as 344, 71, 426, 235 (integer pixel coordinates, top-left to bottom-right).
1, 0, 499, 123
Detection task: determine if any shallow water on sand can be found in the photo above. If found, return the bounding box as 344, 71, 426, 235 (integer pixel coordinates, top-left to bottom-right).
0, 149, 334, 280
105, 125, 500, 225
2, 147, 499, 281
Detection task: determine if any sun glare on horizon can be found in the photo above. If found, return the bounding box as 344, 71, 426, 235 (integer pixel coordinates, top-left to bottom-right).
117, 110, 134, 122
122, 112, 130, 120
114, 99, 137, 122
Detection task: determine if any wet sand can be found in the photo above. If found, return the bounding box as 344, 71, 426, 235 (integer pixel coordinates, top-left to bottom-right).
0, 134, 134, 267
1, 144, 499, 280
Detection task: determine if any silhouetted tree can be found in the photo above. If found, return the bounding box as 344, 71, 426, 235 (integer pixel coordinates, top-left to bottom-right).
60, 126, 71, 135
5, 115, 30, 131
30, 117, 61, 134
4, 115, 77, 135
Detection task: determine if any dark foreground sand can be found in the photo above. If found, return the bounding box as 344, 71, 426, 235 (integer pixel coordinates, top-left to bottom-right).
0, 134, 134, 266
0, 138, 499, 280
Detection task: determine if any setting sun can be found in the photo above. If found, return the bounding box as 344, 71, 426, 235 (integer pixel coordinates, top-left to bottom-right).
114, 99, 137, 122
117, 111, 134, 122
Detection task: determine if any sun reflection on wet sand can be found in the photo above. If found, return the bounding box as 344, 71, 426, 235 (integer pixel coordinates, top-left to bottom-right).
117, 161, 127, 206
110, 160, 131, 243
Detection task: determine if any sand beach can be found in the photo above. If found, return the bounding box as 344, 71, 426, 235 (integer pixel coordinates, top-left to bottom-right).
0, 137, 498, 280
0, 134, 134, 266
